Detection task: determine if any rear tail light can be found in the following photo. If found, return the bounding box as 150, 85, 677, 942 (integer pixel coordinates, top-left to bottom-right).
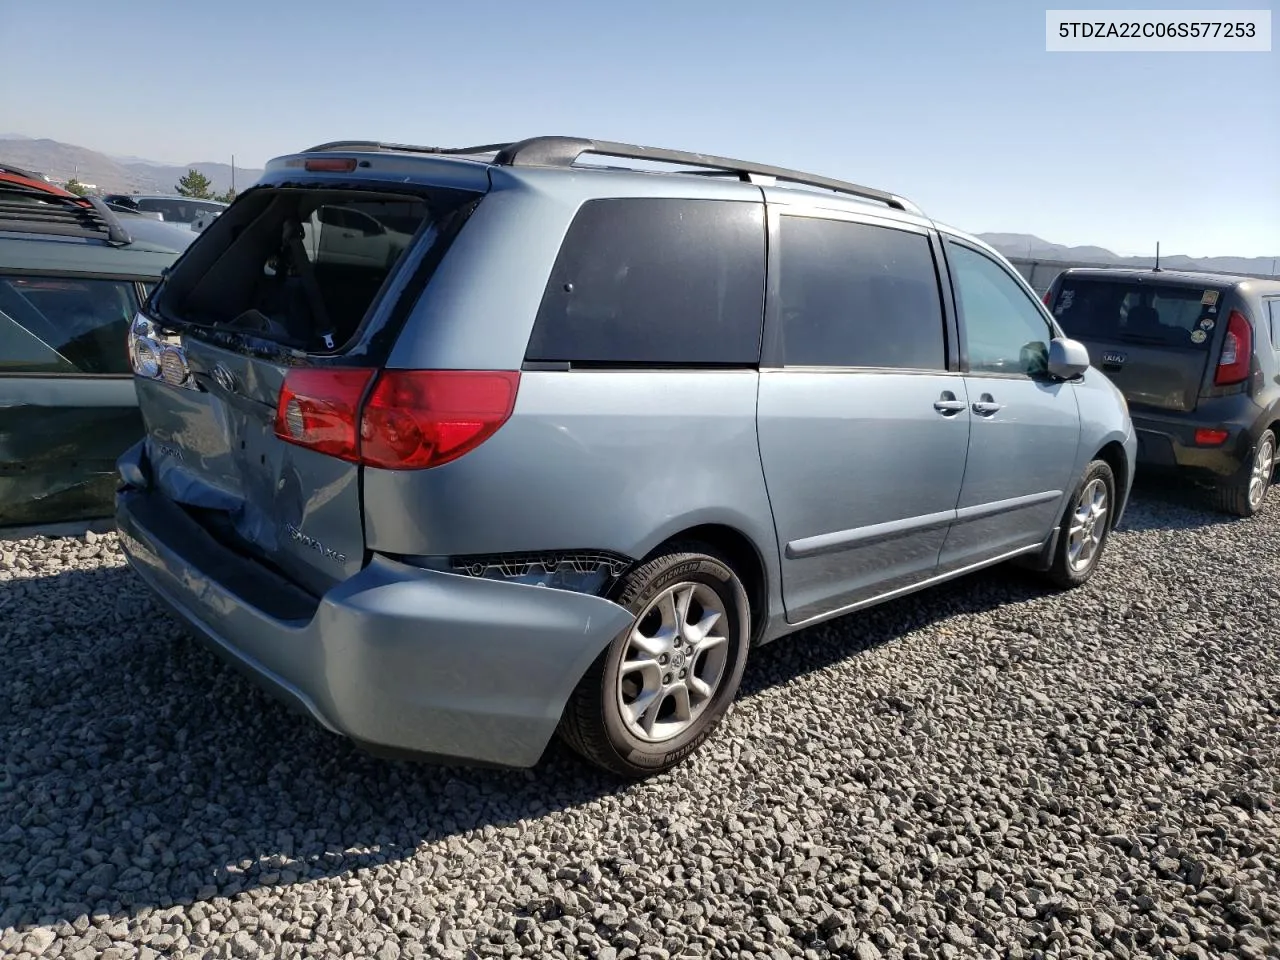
274, 368, 374, 461
273, 368, 520, 470
1214, 309, 1252, 386
360, 370, 520, 469
1042, 289, 1053, 307
1194, 428, 1230, 446
304, 157, 358, 173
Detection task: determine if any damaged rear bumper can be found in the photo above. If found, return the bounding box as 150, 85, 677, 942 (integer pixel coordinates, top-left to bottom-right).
113, 441, 634, 768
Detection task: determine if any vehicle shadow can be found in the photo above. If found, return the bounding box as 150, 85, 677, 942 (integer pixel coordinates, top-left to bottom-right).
1117, 475, 1255, 533
0, 552, 1056, 932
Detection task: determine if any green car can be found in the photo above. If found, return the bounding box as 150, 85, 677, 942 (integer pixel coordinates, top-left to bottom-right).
0, 169, 187, 529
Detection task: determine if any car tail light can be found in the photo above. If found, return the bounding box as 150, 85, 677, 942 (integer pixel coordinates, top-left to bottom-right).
1194, 428, 1230, 446
304, 157, 358, 173
360, 370, 520, 470
1042, 289, 1053, 307
274, 368, 519, 469
1214, 310, 1252, 386
274, 368, 374, 461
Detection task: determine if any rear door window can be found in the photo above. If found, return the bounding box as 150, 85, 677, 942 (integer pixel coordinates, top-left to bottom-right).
1051, 278, 1224, 350
1268, 300, 1280, 351
525, 198, 766, 365
774, 216, 946, 369
0, 276, 139, 374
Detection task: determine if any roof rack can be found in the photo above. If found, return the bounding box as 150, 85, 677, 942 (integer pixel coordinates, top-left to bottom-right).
493, 137, 923, 215
298, 136, 921, 215
0, 189, 132, 245
303, 139, 513, 157
0, 162, 52, 181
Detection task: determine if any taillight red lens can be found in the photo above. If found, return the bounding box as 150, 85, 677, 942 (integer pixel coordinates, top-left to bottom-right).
1042, 289, 1053, 307
1214, 309, 1252, 386
273, 368, 374, 461
304, 157, 358, 172
1194, 428, 1230, 446
359, 370, 520, 469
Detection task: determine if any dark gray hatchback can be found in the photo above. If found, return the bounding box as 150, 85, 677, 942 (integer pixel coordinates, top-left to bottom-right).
1045, 268, 1280, 516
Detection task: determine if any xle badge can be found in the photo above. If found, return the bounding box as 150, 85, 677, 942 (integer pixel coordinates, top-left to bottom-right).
284, 523, 347, 565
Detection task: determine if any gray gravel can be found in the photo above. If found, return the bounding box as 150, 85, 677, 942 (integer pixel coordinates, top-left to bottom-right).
2, 484, 1278, 960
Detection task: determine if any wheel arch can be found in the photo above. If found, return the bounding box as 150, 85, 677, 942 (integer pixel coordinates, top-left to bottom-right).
635, 522, 771, 646
1094, 439, 1130, 530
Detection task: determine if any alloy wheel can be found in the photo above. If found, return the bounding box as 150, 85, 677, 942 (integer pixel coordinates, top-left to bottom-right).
1067, 477, 1109, 574
616, 581, 730, 743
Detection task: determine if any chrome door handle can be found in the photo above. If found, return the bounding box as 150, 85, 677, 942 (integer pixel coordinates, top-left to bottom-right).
933, 391, 967, 415
972, 393, 1003, 416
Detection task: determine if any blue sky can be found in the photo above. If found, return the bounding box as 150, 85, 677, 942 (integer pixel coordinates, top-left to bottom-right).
2, 0, 1276, 257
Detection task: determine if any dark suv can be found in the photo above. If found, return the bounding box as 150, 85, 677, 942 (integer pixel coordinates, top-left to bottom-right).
1045, 268, 1280, 516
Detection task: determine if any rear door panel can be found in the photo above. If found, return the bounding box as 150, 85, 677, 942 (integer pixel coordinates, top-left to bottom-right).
0, 377, 140, 526
0, 273, 146, 527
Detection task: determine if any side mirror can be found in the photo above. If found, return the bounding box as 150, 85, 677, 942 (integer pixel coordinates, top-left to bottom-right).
1047, 337, 1090, 380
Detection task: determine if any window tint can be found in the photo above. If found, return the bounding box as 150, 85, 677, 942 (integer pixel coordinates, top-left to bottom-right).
776, 217, 945, 369
1052, 278, 1225, 350
948, 243, 1051, 376
526, 199, 766, 365
0, 277, 139, 374
1269, 300, 1280, 351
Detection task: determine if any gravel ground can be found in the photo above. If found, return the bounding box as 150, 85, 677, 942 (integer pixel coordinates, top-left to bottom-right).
2, 484, 1278, 960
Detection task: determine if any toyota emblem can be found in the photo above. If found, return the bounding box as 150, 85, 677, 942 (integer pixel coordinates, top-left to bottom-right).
212, 364, 238, 393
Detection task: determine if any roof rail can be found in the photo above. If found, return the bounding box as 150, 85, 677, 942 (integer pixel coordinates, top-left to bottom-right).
0, 162, 51, 181
492, 136, 923, 215
0, 190, 132, 245
303, 140, 513, 156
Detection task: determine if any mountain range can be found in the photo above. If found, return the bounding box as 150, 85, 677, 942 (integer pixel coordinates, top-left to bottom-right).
976, 232, 1276, 278
0, 136, 262, 196
1, 135, 1275, 275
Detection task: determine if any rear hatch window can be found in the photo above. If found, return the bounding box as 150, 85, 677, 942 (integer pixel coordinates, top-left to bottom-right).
1049, 277, 1227, 413
137, 182, 479, 595
1051, 278, 1223, 351
152, 187, 464, 354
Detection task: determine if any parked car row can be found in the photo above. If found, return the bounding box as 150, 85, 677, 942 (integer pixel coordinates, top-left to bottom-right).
5, 137, 1278, 777
102, 193, 228, 229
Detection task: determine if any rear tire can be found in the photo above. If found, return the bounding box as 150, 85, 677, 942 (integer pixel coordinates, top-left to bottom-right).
557, 543, 750, 778
1209, 429, 1274, 518
1045, 459, 1116, 589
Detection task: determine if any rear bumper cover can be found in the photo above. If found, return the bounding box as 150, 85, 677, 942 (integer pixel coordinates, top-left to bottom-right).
114, 443, 634, 768
1131, 400, 1262, 479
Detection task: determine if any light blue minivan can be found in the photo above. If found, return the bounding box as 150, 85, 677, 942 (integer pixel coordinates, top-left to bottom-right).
115, 136, 1136, 777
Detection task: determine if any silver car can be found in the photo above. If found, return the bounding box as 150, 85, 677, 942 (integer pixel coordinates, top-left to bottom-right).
115, 137, 1136, 777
